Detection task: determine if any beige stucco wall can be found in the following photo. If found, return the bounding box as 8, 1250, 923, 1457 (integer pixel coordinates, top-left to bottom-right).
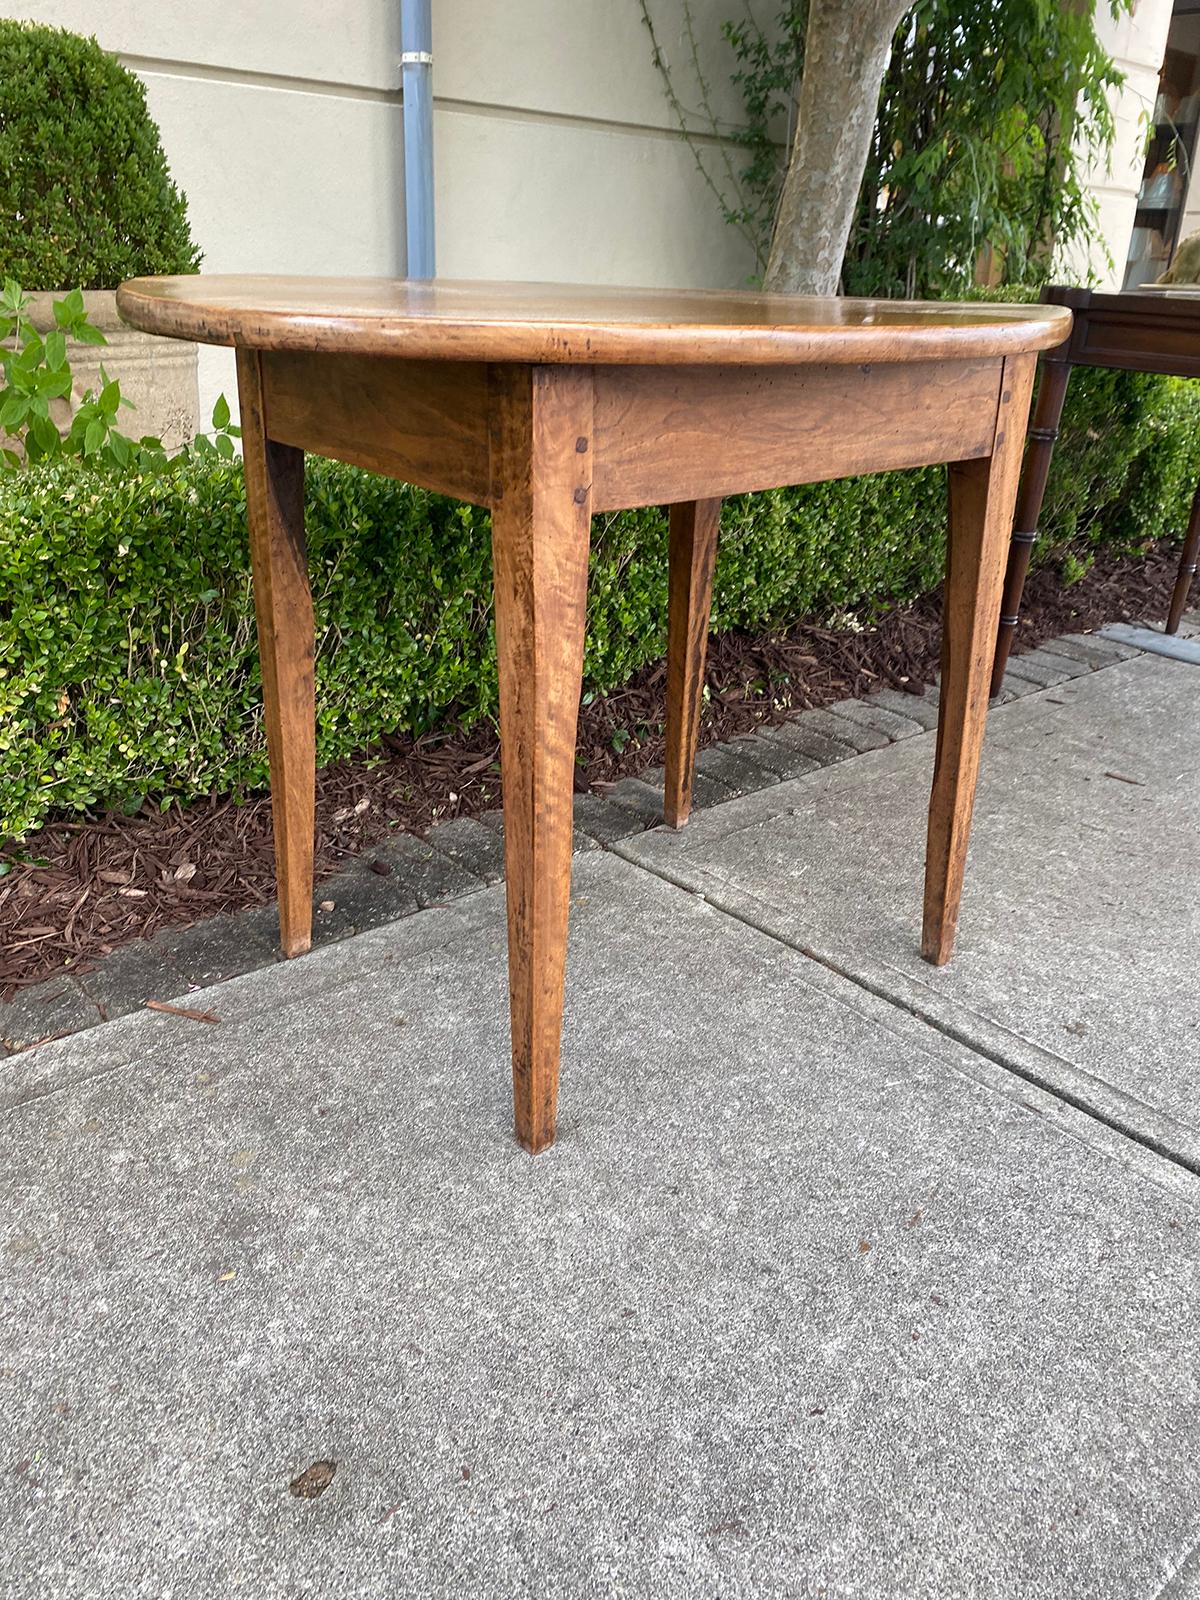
1, 1, 761, 424
432, 1, 759, 287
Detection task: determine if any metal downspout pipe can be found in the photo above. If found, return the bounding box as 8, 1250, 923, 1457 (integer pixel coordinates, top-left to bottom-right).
400, 0, 435, 278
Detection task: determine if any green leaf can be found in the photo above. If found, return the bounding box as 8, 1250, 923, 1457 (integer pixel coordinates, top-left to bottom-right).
73, 321, 108, 348
0, 391, 28, 428
98, 380, 121, 418
214, 431, 234, 459
60, 288, 85, 321
27, 414, 61, 457
84, 418, 107, 456
211, 392, 231, 430
43, 329, 68, 371
36, 367, 72, 400
14, 336, 43, 371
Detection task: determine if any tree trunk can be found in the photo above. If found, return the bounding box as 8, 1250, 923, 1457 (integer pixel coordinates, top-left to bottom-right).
765, 0, 909, 296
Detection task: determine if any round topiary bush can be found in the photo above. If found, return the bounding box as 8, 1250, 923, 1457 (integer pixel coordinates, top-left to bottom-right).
0, 20, 201, 289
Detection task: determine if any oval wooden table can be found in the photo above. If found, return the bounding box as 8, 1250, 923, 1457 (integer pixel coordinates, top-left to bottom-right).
117, 276, 1071, 1154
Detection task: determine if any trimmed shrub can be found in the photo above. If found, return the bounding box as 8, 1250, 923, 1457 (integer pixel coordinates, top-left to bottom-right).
3, 367, 1200, 842
0, 21, 200, 288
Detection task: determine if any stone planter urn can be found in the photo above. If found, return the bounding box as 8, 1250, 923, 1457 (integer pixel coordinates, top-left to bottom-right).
26, 289, 199, 453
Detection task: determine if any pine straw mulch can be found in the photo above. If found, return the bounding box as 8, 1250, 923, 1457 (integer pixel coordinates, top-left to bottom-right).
0, 541, 1185, 997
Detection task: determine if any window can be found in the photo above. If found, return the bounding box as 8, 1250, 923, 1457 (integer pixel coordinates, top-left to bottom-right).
1123, 0, 1200, 288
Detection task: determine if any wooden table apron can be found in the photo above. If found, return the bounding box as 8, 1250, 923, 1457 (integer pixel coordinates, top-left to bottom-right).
992, 285, 1200, 695
115, 278, 1065, 1154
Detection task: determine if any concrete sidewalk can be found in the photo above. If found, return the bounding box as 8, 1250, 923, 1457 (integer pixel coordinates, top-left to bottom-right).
4, 647, 1200, 1599
619, 652, 1200, 1170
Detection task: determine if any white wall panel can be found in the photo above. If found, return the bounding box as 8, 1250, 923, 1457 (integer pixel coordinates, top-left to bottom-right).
3, 0, 760, 425
435, 106, 755, 289
436, 0, 761, 136
1, 0, 401, 89
140, 70, 404, 421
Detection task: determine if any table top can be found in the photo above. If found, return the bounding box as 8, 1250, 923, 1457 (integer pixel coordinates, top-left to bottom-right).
116, 275, 1072, 366
1039, 283, 1200, 379
1044, 284, 1200, 311
1134, 284, 1200, 300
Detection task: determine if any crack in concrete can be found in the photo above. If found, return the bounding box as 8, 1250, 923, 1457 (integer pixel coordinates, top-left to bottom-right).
1151, 1533, 1200, 1600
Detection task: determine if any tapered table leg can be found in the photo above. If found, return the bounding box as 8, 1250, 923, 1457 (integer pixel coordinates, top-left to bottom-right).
925, 355, 1035, 966
664, 498, 721, 828
489, 366, 593, 1153
1167, 477, 1200, 634
236, 349, 315, 958
990, 349, 1072, 697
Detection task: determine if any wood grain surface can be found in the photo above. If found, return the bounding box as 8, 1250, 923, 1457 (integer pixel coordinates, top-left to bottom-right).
664, 499, 721, 828
236, 349, 315, 959
923, 352, 1036, 966
590, 359, 1000, 509
117, 275, 1070, 366
488, 365, 594, 1154
262, 351, 490, 504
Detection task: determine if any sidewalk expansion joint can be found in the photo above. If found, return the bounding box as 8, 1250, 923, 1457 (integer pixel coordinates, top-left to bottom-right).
800, 948, 1200, 1183
615, 832, 1200, 1186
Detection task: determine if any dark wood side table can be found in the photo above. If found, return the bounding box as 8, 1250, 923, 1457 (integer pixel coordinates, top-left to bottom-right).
992, 284, 1200, 696
117, 276, 1068, 1153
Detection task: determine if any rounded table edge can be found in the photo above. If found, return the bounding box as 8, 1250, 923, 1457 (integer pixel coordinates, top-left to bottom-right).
116, 280, 1073, 366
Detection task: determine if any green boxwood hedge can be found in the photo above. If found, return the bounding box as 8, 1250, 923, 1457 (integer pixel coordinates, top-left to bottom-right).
0, 21, 200, 288
3, 363, 1200, 842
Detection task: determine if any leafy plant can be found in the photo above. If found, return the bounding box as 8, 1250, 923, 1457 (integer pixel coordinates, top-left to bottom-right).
0, 281, 238, 472
1, 280, 141, 470
849, 1, 1126, 297
1060, 551, 1095, 586
0, 20, 200, 289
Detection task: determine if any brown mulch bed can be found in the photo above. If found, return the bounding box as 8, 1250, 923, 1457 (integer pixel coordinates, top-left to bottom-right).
0, 541, 1184, 996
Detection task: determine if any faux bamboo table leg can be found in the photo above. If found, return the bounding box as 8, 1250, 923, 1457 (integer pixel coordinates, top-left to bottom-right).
488, 366, 593, 1154
664, 498, 721, 828
924, 354, 1034, 965
989, 347, 1073, 698
236, 348, 316, 959
1166, 477, 1200, 634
